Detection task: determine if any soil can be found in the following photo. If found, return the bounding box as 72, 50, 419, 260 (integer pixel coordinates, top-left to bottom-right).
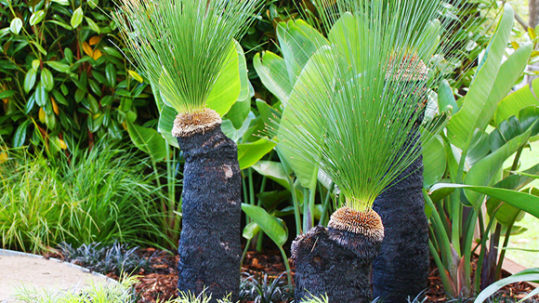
50, 248, 537, 303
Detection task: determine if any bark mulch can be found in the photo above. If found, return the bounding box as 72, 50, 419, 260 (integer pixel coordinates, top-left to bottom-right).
47, 248, 537, 302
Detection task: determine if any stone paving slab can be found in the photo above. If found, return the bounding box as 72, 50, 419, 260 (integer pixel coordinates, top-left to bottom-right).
0, 249, 116, 302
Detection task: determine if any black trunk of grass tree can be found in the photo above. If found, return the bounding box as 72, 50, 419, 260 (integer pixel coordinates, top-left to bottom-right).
293, 208, 384, 303
373, 61, 429, 302
372, 157, 428, 302
173, 109, 242, 301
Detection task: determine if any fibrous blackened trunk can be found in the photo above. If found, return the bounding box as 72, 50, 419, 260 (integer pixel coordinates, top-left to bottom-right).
293, 208, 383, 303
175, 113, 242, 302
372, 156, 429, 302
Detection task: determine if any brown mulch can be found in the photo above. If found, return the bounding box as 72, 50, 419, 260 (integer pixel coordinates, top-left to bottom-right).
45, 247, 537, 303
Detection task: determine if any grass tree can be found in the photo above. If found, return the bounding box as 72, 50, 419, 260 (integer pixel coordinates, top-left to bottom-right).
277, 0, 481, 301
114, 0, 260, 300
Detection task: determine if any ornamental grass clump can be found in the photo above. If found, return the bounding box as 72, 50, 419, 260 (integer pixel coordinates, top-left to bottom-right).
278, 0, 482, 301
114, 0, 260, 301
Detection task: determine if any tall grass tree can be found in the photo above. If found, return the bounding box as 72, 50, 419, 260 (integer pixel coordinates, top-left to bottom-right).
278, 0, 485, 301
114, 0, 261, 300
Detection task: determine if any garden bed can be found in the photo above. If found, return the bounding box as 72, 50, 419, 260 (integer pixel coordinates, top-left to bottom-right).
46, 247, 537, 303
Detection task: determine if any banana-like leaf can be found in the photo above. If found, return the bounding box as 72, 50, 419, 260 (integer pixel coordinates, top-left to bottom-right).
126, 121, 168, 162
464, 122, 535, 206
237, 139, 277, 170
206, 41, 241, 116
446, 4, 515, 150
430, 183, 539, 218
253, 51, 292, 103
251, 160, 290, 190
276, 19, 329, 89
242, 204, 288, 247
423, 135, 447, 187
494, 78, 539, 126
487, 164, 539, 225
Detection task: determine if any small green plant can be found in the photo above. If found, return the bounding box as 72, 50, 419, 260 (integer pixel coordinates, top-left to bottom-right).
239, 272, 293, 303
15, 276, 138, 303
58, 241, 156, 277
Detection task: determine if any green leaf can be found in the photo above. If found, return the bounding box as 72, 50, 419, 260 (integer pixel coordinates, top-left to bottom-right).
46, 61, 71, 73
251, 160, 290, 190
474, 268, 539, 303
51, 0, 69, 6
423, 135, 447, 187
226, 88, 251, 129
24, 68, 37, 93
206, 41, 241, 116
34, 83, 48, 107
0, 90, 15, 99
487, 164, 539, 225
126, 122, 168, 162
253, 51, 292, 104
446, 4, 515, 150
13, 120, 31, 147
29, 10, 45, 26
88, 0, 99, 9
157, 104, 179, 148
40, 68, 54, 92
85, 17, 100, 33
241, 204, 288, 247
464, 122, 535, 207
237, 139, 277, 170
430, 183, 539, 218
438, 80, 458, 114
242, 222, 260, 240
495, 78, 539, 126
10, 18, 23, 34
70, 7, 84, 29
105, 63, 116, 87
277, 19, 328, 86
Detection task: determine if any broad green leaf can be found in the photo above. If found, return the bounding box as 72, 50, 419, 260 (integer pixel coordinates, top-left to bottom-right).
494, 78, 539, 126
446, 5, 515, 150
430, 183, 539, 218
24, 68, 37, 93
70, 7, 84, 29
253, 51, 292, 104
278, 47, 335, 187
235, 40, 250, 102
277, 19, 329, 86
237, 139, 277, 170
474, 268, 539, 303
29, 10, 45, 26
251, 160, 290, 190
423, 135, 447, 187
46, 61, 70, 73
242, 222, 261, 240
158, 104, 179, 149
438, 80, 458, 114
487, 164, 539, 225
126, 122, 168, 162
242, 204, 288, 247
0, 90, 15, 99
226, 87, 252, 129
40, 68, 54, 92
464, 122, 535, 206
206, 41, 240, 116
10, 18, 23, 34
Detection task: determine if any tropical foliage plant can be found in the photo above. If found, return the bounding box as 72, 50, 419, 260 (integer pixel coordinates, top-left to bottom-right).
425, 4, 539, 298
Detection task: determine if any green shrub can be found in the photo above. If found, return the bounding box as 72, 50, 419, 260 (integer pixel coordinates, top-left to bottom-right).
0, 141, 170, 252
0, 0, 156, 151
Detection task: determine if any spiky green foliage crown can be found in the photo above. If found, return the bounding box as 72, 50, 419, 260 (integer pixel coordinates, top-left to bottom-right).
114, 0, 260, 114
278, 0, 484, 211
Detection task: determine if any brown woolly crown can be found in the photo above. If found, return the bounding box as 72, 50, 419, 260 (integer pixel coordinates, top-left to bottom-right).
385, 55, 428, 82
328, 207, 384, 241
172, 108, 222, 138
